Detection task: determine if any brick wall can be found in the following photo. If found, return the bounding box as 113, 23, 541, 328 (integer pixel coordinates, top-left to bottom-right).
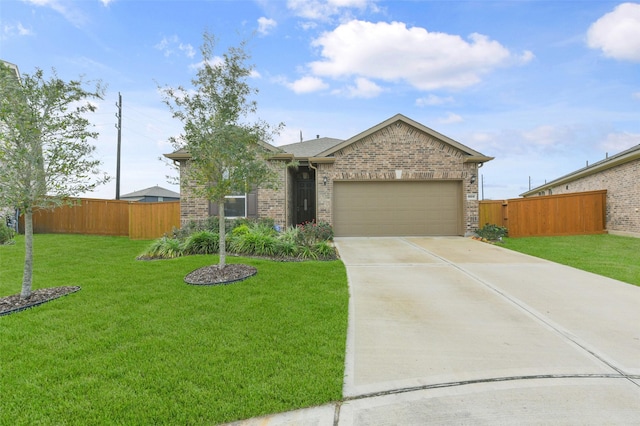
317, 121, 481, 235
543, 159, 640, 235
177, 158, 290, 228
178, 160, 208, 226
256, 161, 288, 228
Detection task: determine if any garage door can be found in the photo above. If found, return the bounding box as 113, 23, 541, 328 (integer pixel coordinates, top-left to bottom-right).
333, 181, 462, 237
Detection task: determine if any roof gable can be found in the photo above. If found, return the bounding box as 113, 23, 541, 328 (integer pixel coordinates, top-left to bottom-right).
316, 114, 492, 163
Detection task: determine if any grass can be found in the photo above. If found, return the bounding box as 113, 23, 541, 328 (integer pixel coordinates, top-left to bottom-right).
0, 234, 349, 425
501, 234, 640, 286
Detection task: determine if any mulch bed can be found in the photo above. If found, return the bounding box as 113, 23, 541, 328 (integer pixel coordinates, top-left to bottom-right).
185, 264, 257, 286
0, 286, 81, 317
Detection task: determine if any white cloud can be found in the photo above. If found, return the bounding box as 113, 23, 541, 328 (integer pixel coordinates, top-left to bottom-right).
437, 112, 463, 124
308, 20, 526, 91
345, 77, 382, 98
287, 0, 374, 20
100, 0, 114, 6
633, 92, 640, 100
257, 17, 277, 36
416, 94, 454, 107
23, 0, 88, 27
600, 132, 640, 153
188, 56, 224, 71
155, 35, 195, 59
522, 125, 573, 147
587, 2, 640, 62
286, 76, 329, 93
3, 22, 34, 39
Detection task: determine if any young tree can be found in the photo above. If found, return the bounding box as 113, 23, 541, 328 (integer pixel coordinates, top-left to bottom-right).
0, 63, 109, 299
160, 32, 283, 269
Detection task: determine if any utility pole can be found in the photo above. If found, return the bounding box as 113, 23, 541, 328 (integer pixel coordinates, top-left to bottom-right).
115, 92, 122, 200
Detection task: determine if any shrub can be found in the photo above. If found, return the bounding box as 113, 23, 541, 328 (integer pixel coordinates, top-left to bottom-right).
276, 239, 298, 258
183, 231, 219, 255
313, 241, 337, 260
475, 224, 508, 241
297, 221, 334, 245
139, 237, 184, 259
297, 245, 319, 260
0, 224, 16, 245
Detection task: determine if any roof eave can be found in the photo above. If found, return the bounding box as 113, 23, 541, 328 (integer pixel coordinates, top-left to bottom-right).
309, 157, 336, 164
163, 152, 191, 161
464, 155, 494, 163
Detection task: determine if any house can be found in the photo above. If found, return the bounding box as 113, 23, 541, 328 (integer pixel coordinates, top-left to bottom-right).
119, 185, 180, 202
165, 114, 493, 237
521, 144, 640, 237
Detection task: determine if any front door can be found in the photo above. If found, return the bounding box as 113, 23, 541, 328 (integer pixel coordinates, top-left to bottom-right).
294, 169, 315, 225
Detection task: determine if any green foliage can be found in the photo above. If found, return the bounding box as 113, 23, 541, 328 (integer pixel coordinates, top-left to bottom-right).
159, 31, 284, 269
0, 224, 15, 245
183, 230, 219, 255
297, 221, 334, 245
140, 237, 184, 259
313, 241, 336, 260
0, 63, 109, 298
0, 234, 349, 424
139, 218, 337, 260
297, 245, 319, 260
475, 223, 508, 241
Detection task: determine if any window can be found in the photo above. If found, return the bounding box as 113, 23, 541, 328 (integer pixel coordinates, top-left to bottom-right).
224, 192, 246, 217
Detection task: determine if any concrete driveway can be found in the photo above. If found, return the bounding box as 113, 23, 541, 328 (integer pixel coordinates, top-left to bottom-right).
232, 237, 640, 425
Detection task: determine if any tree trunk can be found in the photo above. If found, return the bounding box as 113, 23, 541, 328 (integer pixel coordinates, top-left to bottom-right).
218, 201, 226, 269
20, 208, 34, 300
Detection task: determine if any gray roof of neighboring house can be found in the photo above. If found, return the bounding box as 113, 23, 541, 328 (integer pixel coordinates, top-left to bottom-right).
120, 185, 180, 199
521, 143, 640, 197
278, 137, 344, 158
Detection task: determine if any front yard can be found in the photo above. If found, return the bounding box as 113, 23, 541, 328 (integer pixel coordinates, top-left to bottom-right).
0, 234, 349, 425
502, 234, 640, 286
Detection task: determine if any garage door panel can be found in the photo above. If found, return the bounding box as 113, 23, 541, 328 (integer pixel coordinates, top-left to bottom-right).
334, 181, 462, 237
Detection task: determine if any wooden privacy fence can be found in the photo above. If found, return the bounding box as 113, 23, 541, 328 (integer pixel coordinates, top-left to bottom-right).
479, 190, 607, 238
20, 198, 180, 240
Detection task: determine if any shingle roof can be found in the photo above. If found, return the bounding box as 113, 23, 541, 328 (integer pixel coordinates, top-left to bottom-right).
278, 137, 344, 158
120, 185, 180, 199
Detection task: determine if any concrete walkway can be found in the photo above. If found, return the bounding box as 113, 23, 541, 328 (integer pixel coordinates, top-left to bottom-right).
230, 237, 640, 425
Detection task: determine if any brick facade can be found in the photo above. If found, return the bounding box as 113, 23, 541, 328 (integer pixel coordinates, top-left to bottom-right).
540, 159, 640, 235
315, 121, 480, 235
173, 115, 488, 236
178, 161, 208, 226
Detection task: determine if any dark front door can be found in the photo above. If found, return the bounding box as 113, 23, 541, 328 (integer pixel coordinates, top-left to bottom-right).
294, 170, 315, 225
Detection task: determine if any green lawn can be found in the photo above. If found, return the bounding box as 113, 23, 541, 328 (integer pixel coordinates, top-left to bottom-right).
501, 234, 640, 286
0, 234, 349, 425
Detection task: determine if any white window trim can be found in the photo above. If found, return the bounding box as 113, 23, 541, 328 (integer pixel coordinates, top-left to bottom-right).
224, 193, 247, 218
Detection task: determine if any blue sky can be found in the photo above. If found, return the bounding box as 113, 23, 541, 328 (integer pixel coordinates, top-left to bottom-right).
2, 0, 639, 200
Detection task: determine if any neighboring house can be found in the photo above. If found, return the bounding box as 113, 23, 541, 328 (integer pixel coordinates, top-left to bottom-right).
521, 144, 640, 237
1, 60, 20, 79
165, 114, 493, 237
119, 185, 180, 202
